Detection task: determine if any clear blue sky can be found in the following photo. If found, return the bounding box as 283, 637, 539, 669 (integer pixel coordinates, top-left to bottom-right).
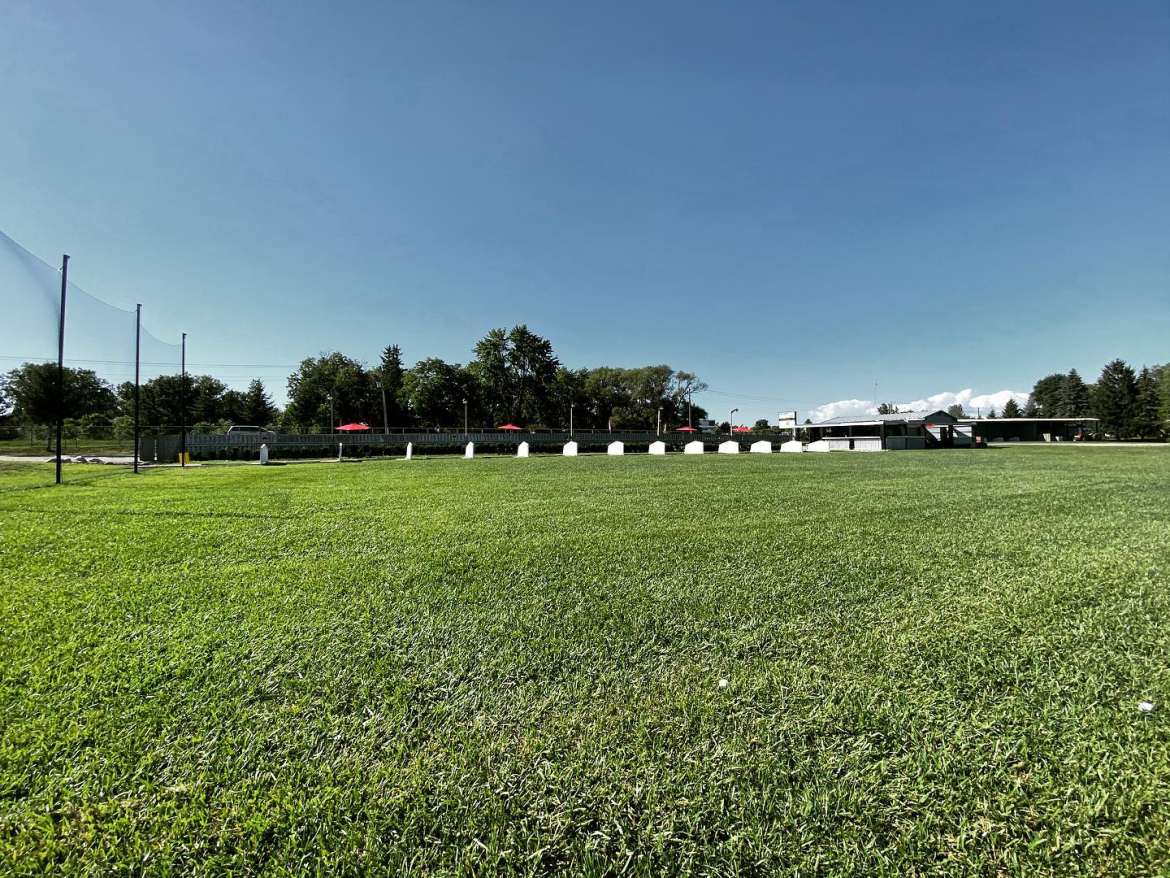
2, 1, 1167, 421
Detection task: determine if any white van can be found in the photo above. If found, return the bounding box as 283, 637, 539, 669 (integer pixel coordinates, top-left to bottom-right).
226, 425, 275, 439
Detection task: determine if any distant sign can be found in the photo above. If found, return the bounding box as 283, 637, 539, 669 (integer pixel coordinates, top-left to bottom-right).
778, 410, 797, 429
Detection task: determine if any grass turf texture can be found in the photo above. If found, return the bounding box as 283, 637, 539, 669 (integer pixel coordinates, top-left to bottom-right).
1, 448, 1168, 875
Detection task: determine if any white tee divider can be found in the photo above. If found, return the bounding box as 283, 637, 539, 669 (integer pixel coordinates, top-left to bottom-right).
807, 439, 830, 452
649, 440, 666, 455
405, 442, 413, 460
780, 439, 803, 453
563, 441, 579, 456
684, 440, 704, 454
517, 441, 530, 458
749, 440, 772, 453
718, 440, 740, 454
464, 442, 475, 459
607, 441, 624, 456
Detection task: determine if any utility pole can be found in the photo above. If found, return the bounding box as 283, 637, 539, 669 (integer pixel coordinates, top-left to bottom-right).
55, 255, 69, 485
133, 304, 141, 474
688, 392, 693, 428
180, 332, 187, 467
377, 376, 389, 434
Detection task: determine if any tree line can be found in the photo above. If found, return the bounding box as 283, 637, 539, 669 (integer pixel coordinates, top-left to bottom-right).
934, 360, 1166, 440
2, 340, 1164, 440
0, 325, 710, 435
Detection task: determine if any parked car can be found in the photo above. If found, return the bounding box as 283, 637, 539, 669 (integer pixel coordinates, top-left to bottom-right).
226, 425, 276, 440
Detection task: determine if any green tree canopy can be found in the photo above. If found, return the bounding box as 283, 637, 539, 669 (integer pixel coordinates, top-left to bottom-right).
284, 353, 373, 433
2, 363, 118, 425
946, 403, 965, 418
400, 359, 477, 429
1001, 398, 1022, 418
1030, 374, 1065, 417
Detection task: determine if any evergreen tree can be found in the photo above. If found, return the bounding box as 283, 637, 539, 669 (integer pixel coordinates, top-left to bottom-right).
1057, 368, 1091, 417
946, 403, 965, 418
1022, 396, 1040, 417
987, 408, 997, 419
376, 344, 407, 427
1154, 364, 1170, 435
1132, 366, 1163, 440
1094, 359, 1138, 439
243, 379, 278, 426
1001, 398, 1022, 418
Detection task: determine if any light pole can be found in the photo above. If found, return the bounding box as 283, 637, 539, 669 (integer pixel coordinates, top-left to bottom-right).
570, 402, 575, 439
657, 406, 662, 436
327, 394, 333, 435
463, 399, 468, 439
377, 377, 389, 434
730, 408, 738, 436
688, 391, 693, 428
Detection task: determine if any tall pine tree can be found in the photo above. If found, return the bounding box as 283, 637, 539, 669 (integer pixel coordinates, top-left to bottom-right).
243, 379, 278, 426
1001, 398, 1022, 418
1094, 359, 1138, 439
1132, 366, 1163, 440
1057, 368, 1091, 417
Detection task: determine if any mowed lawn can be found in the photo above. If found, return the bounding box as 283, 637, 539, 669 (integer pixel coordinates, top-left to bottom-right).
1, 447, 1168, 875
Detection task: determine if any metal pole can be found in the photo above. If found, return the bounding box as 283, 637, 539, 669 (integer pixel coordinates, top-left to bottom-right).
379, 377, 389, 434
570, 403, 575, 439
657, 407, 662, 436
133, 304, 141, 474
688, 392, 693, 429
55, 255, 69, 485
180, 332, 187, 467
463, 399, 468, 440
329, 395, 333, 435
730, 408, 738, 436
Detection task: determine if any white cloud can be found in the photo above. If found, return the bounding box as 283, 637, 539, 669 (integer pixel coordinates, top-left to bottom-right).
807, 388, 1030, 422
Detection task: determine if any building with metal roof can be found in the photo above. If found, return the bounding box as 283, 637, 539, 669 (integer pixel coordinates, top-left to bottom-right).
958, 417, 1098, 443
803, 409, 968, 450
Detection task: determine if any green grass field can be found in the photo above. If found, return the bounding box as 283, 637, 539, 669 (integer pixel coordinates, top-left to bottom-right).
2, 447, 1168, 875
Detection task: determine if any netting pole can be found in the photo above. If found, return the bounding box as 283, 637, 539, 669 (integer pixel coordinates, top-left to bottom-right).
134, 304, 141, 475
180, 332, 187, 468
55, 254, 69, 486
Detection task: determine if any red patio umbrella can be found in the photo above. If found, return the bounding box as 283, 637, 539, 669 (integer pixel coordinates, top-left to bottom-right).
336, 422, 370, 432
498, 424, 522, 431
732, 425, 752, 433
675, 426, 698, 432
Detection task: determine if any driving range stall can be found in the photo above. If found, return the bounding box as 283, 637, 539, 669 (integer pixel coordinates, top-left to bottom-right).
958, 417, 1099, 443
803, 410, 969, 450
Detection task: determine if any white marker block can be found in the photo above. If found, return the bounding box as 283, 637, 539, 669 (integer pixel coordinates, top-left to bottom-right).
405, 442, 412, 460
684, 440, 704, 454
807, 440, 830, 452
718, 440, 739, 454
607, 441, 624, 456
464, 442, 475, 459
563, 441, 579, 456
517, 441, 530, 458
259, 443, 269, 465
338, 442, 344, 461
780, 439, 803, 453
749, 440, 772, 453
649, 440, 666, 455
